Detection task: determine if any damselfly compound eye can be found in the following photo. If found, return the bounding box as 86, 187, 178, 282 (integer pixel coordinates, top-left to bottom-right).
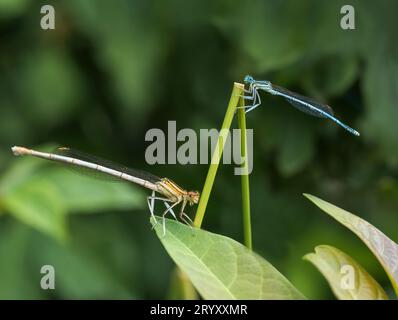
244, 75, 254, 83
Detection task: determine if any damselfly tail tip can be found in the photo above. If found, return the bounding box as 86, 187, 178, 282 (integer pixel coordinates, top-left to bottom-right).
11, 146, 26, 156
340, 124, 360, 137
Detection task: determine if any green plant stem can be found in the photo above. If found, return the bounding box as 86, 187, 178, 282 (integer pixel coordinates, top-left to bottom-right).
237, 101, 252, 250
168, 267, 198, 300
193, 82, 244, 228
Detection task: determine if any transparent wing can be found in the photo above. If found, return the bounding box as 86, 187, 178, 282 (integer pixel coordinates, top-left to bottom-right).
272, 85, 334, 118
54, 147, 162, 184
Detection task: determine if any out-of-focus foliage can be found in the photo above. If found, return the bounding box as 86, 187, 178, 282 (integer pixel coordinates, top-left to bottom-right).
305, 194, 398, 295
304, 245, 389, 300
0, 0, 397, 298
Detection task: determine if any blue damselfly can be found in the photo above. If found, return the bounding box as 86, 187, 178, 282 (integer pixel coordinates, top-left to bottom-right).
242, 75, 360, 136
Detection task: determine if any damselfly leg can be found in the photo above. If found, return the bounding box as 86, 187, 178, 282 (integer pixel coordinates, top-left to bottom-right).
178, 200, 193, 228
237, 84, 262, 113
147, 194, 178, 230
161, 201, 181, 236
244, 89, 262, 113
147, 191, 157, 224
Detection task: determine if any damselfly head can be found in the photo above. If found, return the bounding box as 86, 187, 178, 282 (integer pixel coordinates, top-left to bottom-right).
244, 75, 254, 84
188, 191, 200, 205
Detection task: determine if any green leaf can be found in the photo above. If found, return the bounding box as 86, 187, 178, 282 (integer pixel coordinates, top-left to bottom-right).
227, 1, 307, 72
152, 217, 305, 300
0, 0, 30, 19
303, 55, 359, 98
0, 221, 44, 299
304, 194, 398, 295
67, 0, 166, 111
19, 49, 84, 128
277, 118, 314, 176
31, 233, 135, 299
3, 177, 67, 241
304, 245, 388, 300
0, 153, 45, 196
362, 46, 398, 165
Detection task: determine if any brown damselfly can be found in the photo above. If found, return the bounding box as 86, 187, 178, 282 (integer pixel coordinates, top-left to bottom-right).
12, 146, 200, 234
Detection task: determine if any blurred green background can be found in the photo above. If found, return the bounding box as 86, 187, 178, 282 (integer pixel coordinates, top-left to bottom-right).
0, 0, 397, 299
